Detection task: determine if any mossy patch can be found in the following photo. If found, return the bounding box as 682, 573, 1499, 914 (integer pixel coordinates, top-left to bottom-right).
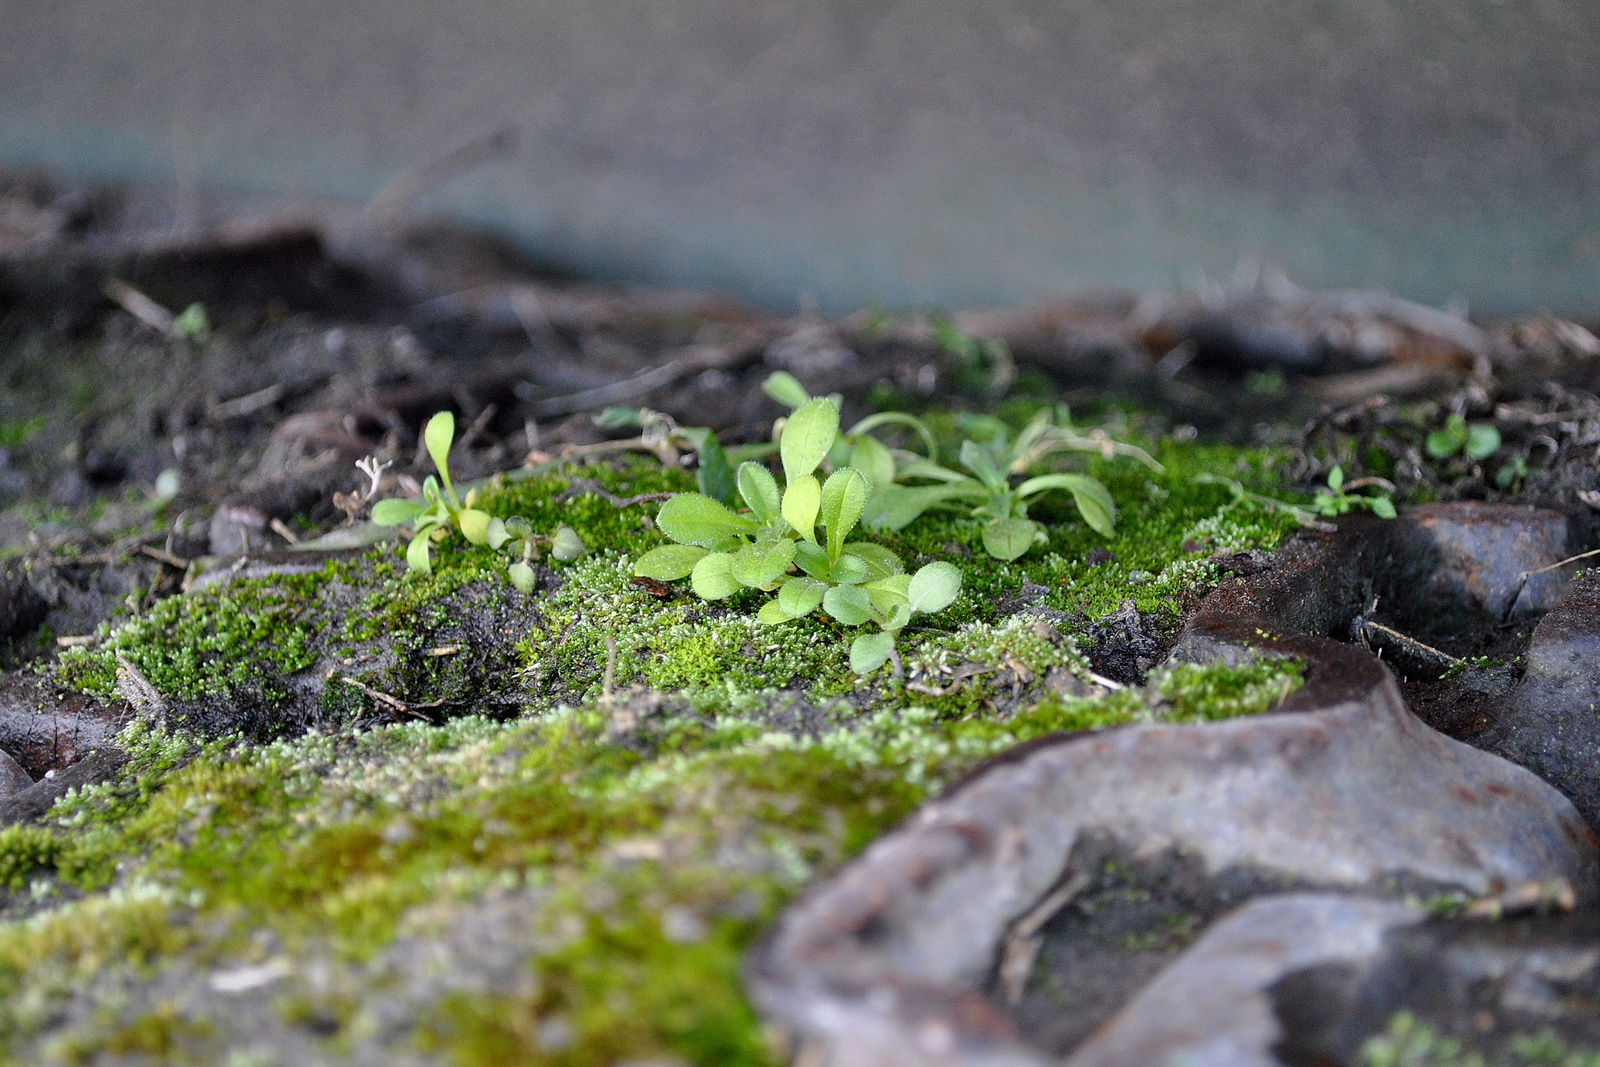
3, 438, 1316, 1064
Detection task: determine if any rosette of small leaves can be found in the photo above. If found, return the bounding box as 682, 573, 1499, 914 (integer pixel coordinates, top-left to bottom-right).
1425, 413, 1501, 463
1310, 465, 1397, 519
371, 411, 497, 575
633, 394, 962, 674
483, 516, 586, 593
762, 371, 938, 502
372, 410, 587, 584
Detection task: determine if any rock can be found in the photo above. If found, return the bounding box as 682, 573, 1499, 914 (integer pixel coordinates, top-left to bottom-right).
1496, 572, 1600, 829
748, 504, 1600, 1066
0, 563, 46, 643
1066, 895, 1424, 1067
0, 672, 121, 779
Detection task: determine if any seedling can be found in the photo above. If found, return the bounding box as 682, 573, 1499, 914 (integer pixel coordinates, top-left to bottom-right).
1425, 414, 1500, 462
865, 408, 1162, 561
1310, 466, 1397, 519
634, 394, 962, 674
373, 411, 586, 585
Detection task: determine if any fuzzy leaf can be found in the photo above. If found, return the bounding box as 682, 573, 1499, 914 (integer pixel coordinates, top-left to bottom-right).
635, 544, 710, 580
507, 561, 535, 594
696, 431, 738, 505
982, 517, 1041, 561
405, 533, 433, 574
782, 474, 822, 544
484, 517, 512, 550
793, 540, 830, 580
551, 525, 587, 561
907, 561, 962, 615
656, 493, 759, 546
822, 584, 876, 626
763, 371, 812, 410
690, 552, 741, 600
780, 398, 840, 485
456, 508, 493, 545
732, 539, 796, 588
841, 542, 904, 580
1328, 465, 1345, 492
819, 467, 870, 559
847, 411, 939, 460
737, 462, 783, 525
371, 498, 426, 527
1370, 496, 1398, 519
757, 599, 797, 625
850, 631, 896, 675
829, 553, 869, 585
778, 576, 828, 617
866, 576, 911, 616
1016, 473, 1117, 537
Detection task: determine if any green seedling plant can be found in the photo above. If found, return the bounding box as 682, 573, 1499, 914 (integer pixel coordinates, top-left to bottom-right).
373, 411, 586, 585
1425, 413, 1501, 463
1310, 465, 1398, 519
865, 407, 1163, 561
633, 394, 962, 674
761, 371, 938, 496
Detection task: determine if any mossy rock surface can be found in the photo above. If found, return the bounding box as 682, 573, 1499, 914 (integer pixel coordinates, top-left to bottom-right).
0, 444, 1313, 1065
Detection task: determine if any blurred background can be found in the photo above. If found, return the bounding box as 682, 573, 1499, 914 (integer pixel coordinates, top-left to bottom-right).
3, 0, 1598, 314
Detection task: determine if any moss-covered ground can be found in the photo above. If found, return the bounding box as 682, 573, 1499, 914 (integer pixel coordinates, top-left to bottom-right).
0, 419, 1312, 1065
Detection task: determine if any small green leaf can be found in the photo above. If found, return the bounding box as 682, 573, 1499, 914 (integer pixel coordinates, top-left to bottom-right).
371, 498, 427, 527
762, 371, 812, 410
907, 561, 962, 615
757, 599, 797, 625
508, 561, 535, 593
848, 434, 897, 496
782, 474, 822, 544
456, 508, 493, 545
424, 411, 456, 491
656, 493, 759, 546
1370, 496, 1398, 519
551, 525, 587, 561
1016, 473, 1117, 537
982, 517, 1041, 561
696, 431, 738, 505
737, 462, 782, 525
819, 467, 870, 559
866, 575, 911, 616
778, 576, 828, 617
405, 533, 432, 575
793, 540, 830, 579
850, 631, 896, 675
635, 544, 710, 580
1465, 424, 1502, 462
503, 516, 533, 539
1327, 465, 1345, 492
822, 584, 876, 626
861, 484, 977, 531
690, 552, 741, 600
959, 440, 1006, 490
841, 542, 904, 580
484, 517, 511, 550
732, 539, 796, 588
847, 411, 939, 460
780, 398, 840, 485
593, 406, 644, 429
829, 553, 869, 585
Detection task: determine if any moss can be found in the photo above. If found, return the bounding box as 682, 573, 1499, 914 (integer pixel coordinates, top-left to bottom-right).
4, 434, 1327, 1064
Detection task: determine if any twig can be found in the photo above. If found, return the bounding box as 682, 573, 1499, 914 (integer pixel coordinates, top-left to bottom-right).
998, 871, 1091, 1004
455, 403, 499, 453
268, 518, 301, 545
139, 545, 190, 568
336, 676, 443, 721
526, 345, 742, 417
361, 126, 517, 226
1502, 547, 1600, 622
1356, 620, 1462, 671
558, 478, 676, 509
102, 278, 175, 336
208, 383, 285, 422
602, 633, 618, 703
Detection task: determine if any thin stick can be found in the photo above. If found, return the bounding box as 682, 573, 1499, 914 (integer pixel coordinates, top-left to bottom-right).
602, 634, 618, 702
1502, 546, 1600, 622
527, 346, 742, 417
1357, 620, 1462, 670
102, 278, 175, 336
337, 676, 442, 721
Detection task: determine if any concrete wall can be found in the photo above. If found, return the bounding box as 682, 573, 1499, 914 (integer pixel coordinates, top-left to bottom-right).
2, 0, 1598, 312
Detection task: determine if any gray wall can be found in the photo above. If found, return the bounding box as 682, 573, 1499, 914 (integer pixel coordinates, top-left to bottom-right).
3, 1, 1598, 313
